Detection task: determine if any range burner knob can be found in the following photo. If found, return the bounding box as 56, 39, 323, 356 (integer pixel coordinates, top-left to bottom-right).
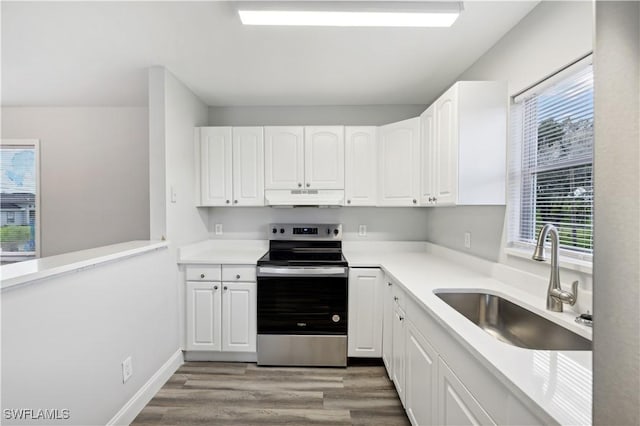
280, 228, 285, 234
333, 228, 340, 236
272, 227, 277, 234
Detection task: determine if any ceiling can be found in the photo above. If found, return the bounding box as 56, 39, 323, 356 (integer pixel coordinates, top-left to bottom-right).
1, 1, 539, 107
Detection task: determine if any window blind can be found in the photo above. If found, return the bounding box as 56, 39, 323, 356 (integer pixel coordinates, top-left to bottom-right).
508, 63, 593, 260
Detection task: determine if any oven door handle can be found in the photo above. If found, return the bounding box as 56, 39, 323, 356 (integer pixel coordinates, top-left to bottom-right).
257, 266, 348, 277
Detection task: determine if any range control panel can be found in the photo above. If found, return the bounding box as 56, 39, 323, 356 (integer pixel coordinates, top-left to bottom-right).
269, 223, 342, 240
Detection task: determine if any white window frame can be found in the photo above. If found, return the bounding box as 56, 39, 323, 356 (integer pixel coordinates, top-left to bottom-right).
1, 139, 41, 261
506, 56, 593, 268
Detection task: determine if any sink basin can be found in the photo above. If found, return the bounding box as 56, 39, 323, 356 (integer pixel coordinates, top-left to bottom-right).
435, 292, 592, 351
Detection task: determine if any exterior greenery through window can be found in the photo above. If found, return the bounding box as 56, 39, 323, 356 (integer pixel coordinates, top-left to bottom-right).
508, 61, 593, 260
0, 141, 39, 263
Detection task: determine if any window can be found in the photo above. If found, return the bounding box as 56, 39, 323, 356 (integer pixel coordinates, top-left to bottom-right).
508, 59, 593, 262
0, 140, 40, 263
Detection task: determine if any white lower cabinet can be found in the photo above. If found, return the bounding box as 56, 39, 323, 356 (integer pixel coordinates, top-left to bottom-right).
406, 321, 438, 426
186, 281, 222, 351
185, 265, 256, 354
348, 268, 383, 357
381, 280, 546, 426
438, 358, 495, 426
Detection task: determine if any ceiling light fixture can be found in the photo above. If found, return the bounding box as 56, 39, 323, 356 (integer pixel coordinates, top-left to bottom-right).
237, 1, 463, 28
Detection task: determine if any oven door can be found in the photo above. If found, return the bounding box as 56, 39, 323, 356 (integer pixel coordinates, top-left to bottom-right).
257, 266, 348, 335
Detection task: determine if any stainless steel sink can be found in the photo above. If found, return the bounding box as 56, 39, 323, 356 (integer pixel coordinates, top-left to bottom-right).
435, 292, 592, 351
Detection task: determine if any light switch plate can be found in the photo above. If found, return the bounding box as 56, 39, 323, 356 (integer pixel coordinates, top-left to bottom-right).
358, 225, 367, 236
215, 224, 223, 235
464, 232, 471, 249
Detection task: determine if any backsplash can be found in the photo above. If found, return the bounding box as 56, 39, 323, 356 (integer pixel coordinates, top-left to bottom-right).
206, 207, 429, 241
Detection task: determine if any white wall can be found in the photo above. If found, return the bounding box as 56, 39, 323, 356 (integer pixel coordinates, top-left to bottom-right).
207, 207, 429, 241
425, 2, 593, 269
149, 68, 209, 246
209, 105, 426, 126
593, 2, 640, 423
1, 107, 150, 257
0, 247, 180, 425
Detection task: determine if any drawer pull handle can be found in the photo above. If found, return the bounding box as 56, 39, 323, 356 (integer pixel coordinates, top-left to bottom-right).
214, 285, 218, 290
223, 286, 228, 290
388, 282, 392, 287
393, 296, 399, 301
200, 273, 205, 279
236, 274, 241, 279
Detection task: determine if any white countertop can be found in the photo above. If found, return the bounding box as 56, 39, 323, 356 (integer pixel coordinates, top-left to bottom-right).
344, 246, 592, 426
1, 240, 168, 291
178, 239, 268, 265
179, 238, 592, 425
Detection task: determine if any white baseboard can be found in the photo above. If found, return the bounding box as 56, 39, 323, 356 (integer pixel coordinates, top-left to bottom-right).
107, 349, 184, 426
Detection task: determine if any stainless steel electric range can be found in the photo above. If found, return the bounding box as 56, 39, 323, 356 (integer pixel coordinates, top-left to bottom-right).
256, 223, 348, 367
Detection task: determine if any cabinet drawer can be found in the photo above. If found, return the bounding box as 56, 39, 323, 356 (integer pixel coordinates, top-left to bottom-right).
186, 266, 221, 282
222, 265, 257, 282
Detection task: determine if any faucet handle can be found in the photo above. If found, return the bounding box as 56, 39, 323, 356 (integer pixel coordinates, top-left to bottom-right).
570, 280, 579, 306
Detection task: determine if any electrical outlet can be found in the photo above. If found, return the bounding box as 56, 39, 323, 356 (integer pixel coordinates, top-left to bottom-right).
215, 224, 223, 235
464, 232, 471, 249
358, 225, 367, 236
122, 356, 133, 383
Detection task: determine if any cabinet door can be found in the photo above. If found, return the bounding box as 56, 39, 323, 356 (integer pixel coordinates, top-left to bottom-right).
348, 268, 383, 357
392, 305, 406, 406
382, 279, 394, 377
186, 281, 222, 351
232, 127, 264, 206
378, 117, 421, 206
264, 126, 304, 190
434, 85, 459, 206
222, 282, 257, 352
420, 106, 436, 205
304, 126, 345, 189
438, 358, 496, 426
200, 127, 233, 206
345, 126, 377, 206
406, 322, 438, 426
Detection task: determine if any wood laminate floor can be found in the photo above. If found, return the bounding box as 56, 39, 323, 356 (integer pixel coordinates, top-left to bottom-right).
132, 362, 411, 425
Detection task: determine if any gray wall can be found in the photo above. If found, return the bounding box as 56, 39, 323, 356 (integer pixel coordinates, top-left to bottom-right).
209, 105, 426, 126
208, 207, 429, 241
1, 247, 179, 425
424, 1, 594, 262
593, 2, 640, 424
1, 107, 150, 257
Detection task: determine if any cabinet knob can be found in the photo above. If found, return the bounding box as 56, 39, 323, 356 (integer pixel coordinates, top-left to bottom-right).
223, 286, 228, 290
388, 282, 392, 287
347, 200, 351, 204
306, 183, 311, 188
225, 200, 230, 204
433, 197, 437, 202
412, 199, 417, 204
236, 274, 241, 279
298, 183, 302, 188
213, 285, 218, 290
399, 316, 404, 321
428, 197, 433, 202
200, 273, 205, 279
233, 200, 238, 204
394, 296, 399, 301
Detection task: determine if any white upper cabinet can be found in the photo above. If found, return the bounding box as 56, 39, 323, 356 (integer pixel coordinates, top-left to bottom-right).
200, 127, 233, 206
304, 126, 345, 190
420, 105, 436, 205
197, 126, 264, 206
232, 127, 264, 206
345, 126, 377, 206
265, 126, 345, 191
378, 117, 421, 206
264, 126, 305, 190
422, 81, 507, 206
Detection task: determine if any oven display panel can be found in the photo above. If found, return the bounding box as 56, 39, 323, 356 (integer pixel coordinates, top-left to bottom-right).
293, 227, 318, 235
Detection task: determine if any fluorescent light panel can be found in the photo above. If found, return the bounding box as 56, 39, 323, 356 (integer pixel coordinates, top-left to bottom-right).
237, 2, 462, 28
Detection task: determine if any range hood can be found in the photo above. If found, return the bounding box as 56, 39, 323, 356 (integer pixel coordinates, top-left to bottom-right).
265, 189, 344, 207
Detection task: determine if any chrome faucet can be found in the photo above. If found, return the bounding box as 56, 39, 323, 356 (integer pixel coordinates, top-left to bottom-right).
532, 224, 578, 312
